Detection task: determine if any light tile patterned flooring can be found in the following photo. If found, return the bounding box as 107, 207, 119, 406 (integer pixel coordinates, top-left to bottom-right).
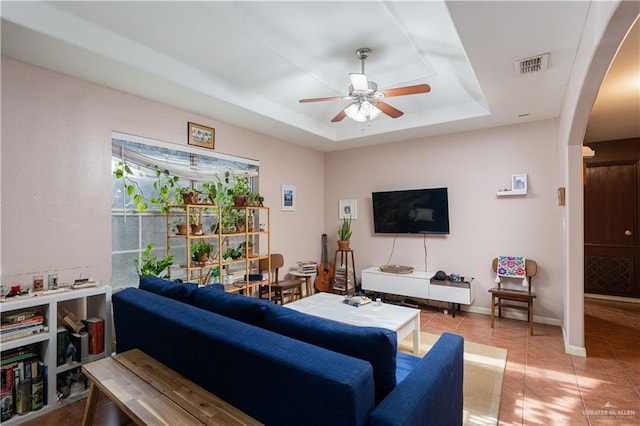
23, 298, 640, 425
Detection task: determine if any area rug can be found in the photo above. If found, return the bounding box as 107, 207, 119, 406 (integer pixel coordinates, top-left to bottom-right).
399, 332, 507, 426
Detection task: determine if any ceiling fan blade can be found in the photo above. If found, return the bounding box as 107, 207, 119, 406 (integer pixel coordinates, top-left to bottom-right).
381, 84, 431, 98
331, 104, 353, 122
299, 96, 347, 103
349, 73, 369, 92
376, 101, 404, 118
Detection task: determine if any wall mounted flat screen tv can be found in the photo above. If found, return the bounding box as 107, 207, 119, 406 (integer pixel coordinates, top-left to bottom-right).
372, 188, 450, 234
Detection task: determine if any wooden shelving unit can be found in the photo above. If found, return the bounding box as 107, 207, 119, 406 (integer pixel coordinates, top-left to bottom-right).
166, 205, 270, 297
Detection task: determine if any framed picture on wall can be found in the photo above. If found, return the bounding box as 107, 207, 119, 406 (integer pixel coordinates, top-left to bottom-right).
188, 122, 215, 150
281, 185, 296, 211
339, 199, 358, 219
511, 174, 528, 193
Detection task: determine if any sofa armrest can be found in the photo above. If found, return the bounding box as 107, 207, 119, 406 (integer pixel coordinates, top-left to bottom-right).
368, 333, 464, 426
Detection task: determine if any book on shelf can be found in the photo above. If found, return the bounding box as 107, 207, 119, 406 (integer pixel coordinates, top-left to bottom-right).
70, 332, 89, 362
1, 315, 44, 332
0, 365, 14, 422
0, 325, 48, 342
57, 327, 69, 366
2, 311, 37, 325
85, 317, 104, 354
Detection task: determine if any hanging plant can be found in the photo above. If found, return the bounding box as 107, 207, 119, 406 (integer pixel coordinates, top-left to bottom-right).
114, 159, 182, 213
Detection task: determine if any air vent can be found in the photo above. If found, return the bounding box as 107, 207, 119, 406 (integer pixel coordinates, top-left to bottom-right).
515, 53, 549, 76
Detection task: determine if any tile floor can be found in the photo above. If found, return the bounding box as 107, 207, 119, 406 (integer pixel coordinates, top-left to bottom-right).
20, 297, 640, 425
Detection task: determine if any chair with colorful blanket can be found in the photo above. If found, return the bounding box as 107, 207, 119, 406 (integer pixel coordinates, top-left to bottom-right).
489, 256, 538, 335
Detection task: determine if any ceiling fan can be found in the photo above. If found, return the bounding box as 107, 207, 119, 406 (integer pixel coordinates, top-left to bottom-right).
299, 48, 431, 123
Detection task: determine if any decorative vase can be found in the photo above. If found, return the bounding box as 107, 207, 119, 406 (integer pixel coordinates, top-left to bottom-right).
233, 194, 248, 207
338, 240, 350, 251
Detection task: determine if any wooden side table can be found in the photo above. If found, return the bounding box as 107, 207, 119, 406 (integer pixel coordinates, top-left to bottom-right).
332, 249, 357, 295
289, 271, 316, 297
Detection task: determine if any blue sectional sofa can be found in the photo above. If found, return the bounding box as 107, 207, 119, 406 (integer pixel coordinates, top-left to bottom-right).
112, 276, 464, 425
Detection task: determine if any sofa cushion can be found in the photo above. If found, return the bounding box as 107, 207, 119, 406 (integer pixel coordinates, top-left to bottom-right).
263, 304, 397, 403
191, 286, 271, 326
139, 275, 206, 303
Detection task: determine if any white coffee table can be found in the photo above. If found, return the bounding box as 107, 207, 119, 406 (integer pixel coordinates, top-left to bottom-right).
286, 292, 421, 354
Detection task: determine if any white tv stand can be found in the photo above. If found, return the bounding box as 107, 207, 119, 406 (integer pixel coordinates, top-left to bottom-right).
361, 266, 475, 316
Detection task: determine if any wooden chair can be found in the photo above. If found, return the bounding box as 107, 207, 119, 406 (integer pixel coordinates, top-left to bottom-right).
489, 258, 537, 335
258, 254, 303, 304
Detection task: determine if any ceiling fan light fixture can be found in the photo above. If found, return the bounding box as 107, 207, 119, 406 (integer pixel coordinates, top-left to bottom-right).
350, 73, 369, 93
345, 100, 382, 122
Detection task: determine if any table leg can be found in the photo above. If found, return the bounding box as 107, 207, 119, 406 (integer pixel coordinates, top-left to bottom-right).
490, 295, 495, 328
305, 276, 312, 296
412, 313, 421, 354
81, 382, 101, 426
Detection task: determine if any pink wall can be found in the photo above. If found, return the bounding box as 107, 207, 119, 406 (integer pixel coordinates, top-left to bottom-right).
1, 57, 324, 286
325, 120, 565, 320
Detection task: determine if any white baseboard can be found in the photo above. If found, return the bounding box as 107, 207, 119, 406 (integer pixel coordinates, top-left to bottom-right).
461, 305, 562, 327
562, 326, 587, 357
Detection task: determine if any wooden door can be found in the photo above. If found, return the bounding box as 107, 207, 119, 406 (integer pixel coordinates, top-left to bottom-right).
584, 139, 640, 298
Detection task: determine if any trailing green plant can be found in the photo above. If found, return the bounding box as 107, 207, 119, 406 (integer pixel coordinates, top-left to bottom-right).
114, 159, 181, 213
230, 174, 251, 197
191, 241, 214, 262
338, 217, 352, 241
201, 182, 217, 204
135, 243, 175, 278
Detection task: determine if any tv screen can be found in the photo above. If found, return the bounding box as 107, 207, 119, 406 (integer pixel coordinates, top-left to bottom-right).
372, 188, 450, 234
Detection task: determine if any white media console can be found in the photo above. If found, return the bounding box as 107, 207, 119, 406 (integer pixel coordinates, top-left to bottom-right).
361, 266, 475, 315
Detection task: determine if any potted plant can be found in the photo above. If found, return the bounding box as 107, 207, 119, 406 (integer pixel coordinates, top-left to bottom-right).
201, 182, 217, 205
230, 174, 251, 207
239, 240, 255, 258
247, 192, 264, 207
169, 217, 188, 236
337, 217, 352, 250
189, 209, 202, 234
191, 241, 214, 263
178, 187, 200, 205
235, 214, 247, 233
223, 246, 242, 260
134, 243, 175, 278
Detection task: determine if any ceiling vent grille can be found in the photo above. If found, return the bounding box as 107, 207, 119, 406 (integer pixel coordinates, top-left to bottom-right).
515, 53, 549, 76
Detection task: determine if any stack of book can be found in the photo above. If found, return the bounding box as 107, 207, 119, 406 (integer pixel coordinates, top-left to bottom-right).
1, 346, 45, 420
333, 265, 352, 291
1, 311, 48, 343
297, 260, 317, 274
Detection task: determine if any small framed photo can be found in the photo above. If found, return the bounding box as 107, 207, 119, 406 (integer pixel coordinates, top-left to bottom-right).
32, 275, 44, 292
281, 185, 296, 211
339, 199, 358, 219
511, 174, 528, 192
188, 122, 215, 150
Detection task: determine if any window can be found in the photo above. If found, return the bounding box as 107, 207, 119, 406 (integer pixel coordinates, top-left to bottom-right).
111, 132, 258, 289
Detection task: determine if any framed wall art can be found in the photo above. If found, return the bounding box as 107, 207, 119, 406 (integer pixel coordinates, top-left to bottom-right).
339, 199, 358, 219
281, 185, 296, 211
511, 174, 528, 193
188, 122, 215, 150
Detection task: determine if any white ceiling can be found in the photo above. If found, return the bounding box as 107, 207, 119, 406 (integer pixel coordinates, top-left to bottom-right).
1, 1, 637, 152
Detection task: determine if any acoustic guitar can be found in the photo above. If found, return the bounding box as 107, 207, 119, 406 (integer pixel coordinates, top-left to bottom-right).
315, 234, 335, 292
